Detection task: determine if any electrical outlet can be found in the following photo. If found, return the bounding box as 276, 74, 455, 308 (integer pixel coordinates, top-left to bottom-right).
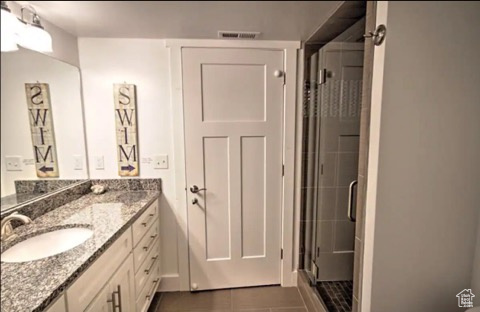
74, 155, 83, 170
5, 156, 22, 171
154, 155, 168, 169
95, 156, 104, 170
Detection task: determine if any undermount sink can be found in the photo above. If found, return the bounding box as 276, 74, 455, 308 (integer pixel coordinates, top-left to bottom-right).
2, 228, 93, 263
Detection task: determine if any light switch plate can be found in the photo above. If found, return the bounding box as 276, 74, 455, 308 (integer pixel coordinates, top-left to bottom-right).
5, 156, 22, 171
154, 155, 168, 169
95, 156, 104, 170
74, 155, 83, 170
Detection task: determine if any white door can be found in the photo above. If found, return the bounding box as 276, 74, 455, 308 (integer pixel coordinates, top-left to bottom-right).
183, 48, 284, 290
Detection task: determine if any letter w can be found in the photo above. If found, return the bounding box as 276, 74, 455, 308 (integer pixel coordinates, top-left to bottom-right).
29, 109, 48, 126
116, 109, 135, 126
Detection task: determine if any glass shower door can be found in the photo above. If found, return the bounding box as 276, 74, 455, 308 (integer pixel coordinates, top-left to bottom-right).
303, 42, 364, 311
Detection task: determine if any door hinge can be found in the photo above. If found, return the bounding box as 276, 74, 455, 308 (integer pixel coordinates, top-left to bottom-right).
280, 248, 284, 260
282, 164, 285, 176
318, 68, 327, 85
283, 73, 286, 85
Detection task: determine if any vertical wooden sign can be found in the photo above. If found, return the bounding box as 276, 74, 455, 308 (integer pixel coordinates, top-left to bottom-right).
25, 83, 59, 177
114, 84, 139, 176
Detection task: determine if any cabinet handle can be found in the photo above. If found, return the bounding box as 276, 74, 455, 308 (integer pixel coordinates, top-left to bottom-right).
107, 295, 115, 311
146, 278, 160, 301
107, 285, 122, 312
143, 233, 158, 251
141, 213, 155, 227
145, 255, 158, 275
116, 285, 122, 312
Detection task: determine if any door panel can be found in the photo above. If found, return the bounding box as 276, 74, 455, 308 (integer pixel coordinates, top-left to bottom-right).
241, 136, 266, 258
203, 137, 230, 260
109, 254, 135, 312
201, 64, 266, 122
314, 42, 364, 281
183, 48, 284, 290
84, 284, 110, 312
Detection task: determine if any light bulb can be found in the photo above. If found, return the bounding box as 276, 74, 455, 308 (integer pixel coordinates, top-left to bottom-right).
1, 6, 22, 52
17, 23, 53, 53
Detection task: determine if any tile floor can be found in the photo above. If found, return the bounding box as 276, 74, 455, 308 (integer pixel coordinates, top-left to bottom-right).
149, 286, 308, 312
316, 281, 353, 312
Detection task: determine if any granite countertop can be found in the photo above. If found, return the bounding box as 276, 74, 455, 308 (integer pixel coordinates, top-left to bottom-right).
0, 190, 160, 312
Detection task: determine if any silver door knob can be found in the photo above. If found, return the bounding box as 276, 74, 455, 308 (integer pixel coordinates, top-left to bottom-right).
190, 185, 206, 193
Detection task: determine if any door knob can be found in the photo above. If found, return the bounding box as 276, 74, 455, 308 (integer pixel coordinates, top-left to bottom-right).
190, 185, 206, 193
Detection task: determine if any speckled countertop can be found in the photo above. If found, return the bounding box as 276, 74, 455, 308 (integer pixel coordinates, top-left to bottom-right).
0, 190, 160, 312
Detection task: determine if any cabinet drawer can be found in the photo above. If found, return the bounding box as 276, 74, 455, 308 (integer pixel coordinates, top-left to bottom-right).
135, 258, 161, 312
66, 229, 132, 312
132, 200, 158, 247
133, 220, 159, 272
135, 237, 160, 298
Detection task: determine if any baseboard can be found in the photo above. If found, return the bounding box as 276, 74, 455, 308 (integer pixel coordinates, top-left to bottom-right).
297, 270, 327, 312
158, 274, 183, 291
282, 270, 299, 287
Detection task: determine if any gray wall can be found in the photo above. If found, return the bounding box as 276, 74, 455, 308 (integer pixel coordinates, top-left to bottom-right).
370, 2, 480, 311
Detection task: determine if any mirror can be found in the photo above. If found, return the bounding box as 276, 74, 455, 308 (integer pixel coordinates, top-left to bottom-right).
1, 48, 88, 212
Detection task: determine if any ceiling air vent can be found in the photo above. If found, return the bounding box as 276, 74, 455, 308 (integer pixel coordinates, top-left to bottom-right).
218, 31, 260, 40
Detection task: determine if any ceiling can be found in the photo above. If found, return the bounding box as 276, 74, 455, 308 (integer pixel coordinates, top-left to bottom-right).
22, 1, 342, 40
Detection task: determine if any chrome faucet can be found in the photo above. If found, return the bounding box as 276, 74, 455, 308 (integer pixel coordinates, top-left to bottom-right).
1, 212, 32, 241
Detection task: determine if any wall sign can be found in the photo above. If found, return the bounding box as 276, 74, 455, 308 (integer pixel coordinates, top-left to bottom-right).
25, 83, 59, 177
114, 83, 139, 176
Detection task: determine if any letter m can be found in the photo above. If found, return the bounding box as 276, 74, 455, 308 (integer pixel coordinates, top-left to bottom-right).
119, 145, 137, 162
34, 146, 54, 163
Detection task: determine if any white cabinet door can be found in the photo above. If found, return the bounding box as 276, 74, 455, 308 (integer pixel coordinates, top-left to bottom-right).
183, 47, 284, 290
85, 254, 135, 312
109, 254, 136, 312
84, 284, 111, 312
67, 229, 132, 312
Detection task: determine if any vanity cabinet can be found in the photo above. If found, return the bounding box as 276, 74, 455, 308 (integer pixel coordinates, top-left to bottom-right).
85, 255, 135, 312
45, 294, 66, 312
83, 283, 110, 312
132, 200, 161, 312
66, 199, 160, 312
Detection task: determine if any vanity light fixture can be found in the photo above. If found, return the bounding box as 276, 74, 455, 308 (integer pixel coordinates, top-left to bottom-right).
16, 6, 53, 53
0, 1, 53, 53
1, 1, 21, 52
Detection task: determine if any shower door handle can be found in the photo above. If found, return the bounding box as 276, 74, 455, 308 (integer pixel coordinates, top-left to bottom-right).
348, 180, 358, 222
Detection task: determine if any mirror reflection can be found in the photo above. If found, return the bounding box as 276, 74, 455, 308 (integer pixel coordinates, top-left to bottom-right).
1, 47, 88, 212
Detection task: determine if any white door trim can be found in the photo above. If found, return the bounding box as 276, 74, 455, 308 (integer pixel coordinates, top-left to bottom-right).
166, 39, 300, 290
